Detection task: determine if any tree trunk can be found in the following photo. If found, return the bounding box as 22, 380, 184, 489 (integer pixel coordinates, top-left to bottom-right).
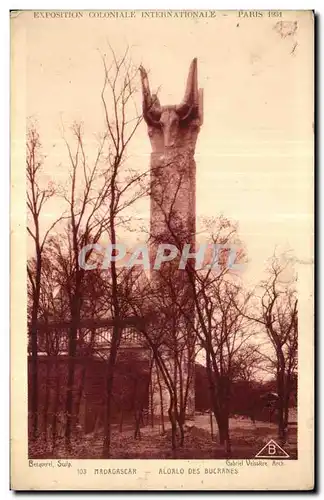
168, 405, 177, 450
43, 357, 50, 443
284, 376, 293, 430
75, 361, 87, 427
210, 410, 214, 440
64, 317, 78, 449
277, 363, 286, 443
178, 411, 185, 447
149, 376, 154, 428
30, 324, 39, 440
102, 178, 121, 458
205, 355, 231, 451
30, 258, 41, 441
277, 404, 285, 442
218, 412, 231, 454
102, 325, 120, 458
52, 358, 60, 452
134, 410, 142, 440
156, 365, 165, 434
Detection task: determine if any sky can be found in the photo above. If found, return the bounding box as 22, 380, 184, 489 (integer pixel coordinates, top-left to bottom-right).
21, 10, 314, 285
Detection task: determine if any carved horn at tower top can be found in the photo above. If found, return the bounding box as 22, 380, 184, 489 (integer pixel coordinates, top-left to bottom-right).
176, 58, 199, 120
139, 65, 161, 126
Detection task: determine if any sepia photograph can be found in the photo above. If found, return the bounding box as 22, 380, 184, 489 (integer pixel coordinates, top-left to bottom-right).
10, 9, 314, 490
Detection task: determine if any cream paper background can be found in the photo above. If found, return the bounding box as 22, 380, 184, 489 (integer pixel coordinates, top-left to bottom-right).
10, 9, 314, 490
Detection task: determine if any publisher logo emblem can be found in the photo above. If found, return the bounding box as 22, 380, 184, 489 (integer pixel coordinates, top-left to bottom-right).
255, 439, 290, 458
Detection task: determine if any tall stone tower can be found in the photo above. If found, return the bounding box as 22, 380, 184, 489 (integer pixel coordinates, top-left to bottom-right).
140, 59, 203, 419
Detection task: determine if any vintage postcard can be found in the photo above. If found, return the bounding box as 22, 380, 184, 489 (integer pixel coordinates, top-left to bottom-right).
10, 9, 314, 490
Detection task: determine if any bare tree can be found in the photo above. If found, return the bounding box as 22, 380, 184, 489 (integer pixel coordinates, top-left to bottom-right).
60, 121, 112, 449
194, 274, 253, 454
256, 255, 297, 440
59, 103, 144, 449
235, 253, 298, 441
151, 265, 196, 448
27, 124, 64, 440
126, 274, 190, 451
28, 248, 71, 451
148, 167, 252, 454
98, 46, 147, 457
127, 214, 251, 455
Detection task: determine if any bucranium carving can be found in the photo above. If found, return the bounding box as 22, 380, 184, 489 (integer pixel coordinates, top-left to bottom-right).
139, 58, 203, 148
